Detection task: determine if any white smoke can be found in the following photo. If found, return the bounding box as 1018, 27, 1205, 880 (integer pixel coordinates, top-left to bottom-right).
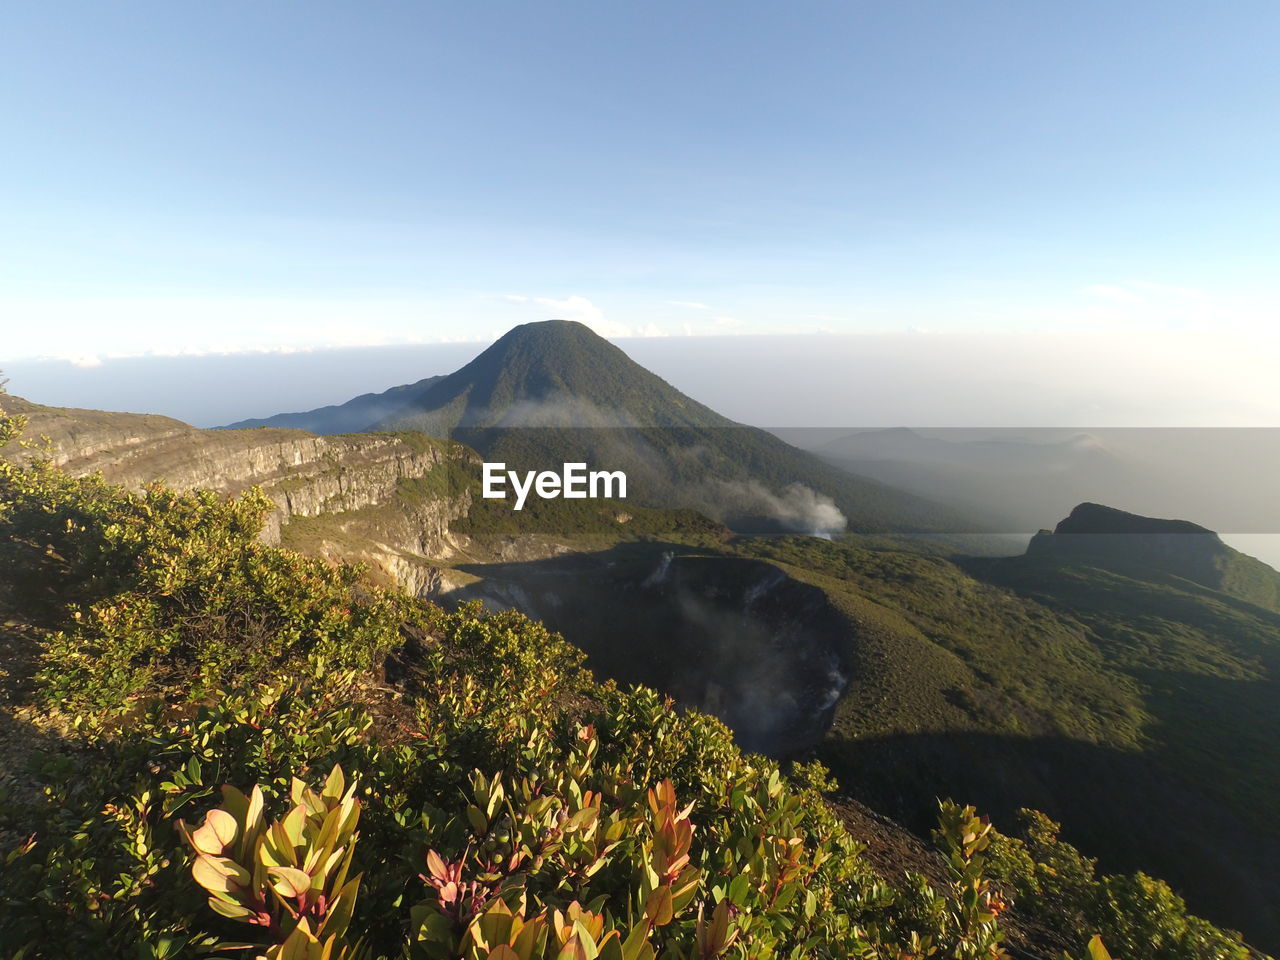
707, 480, 848, 538
642, 550, 674, 587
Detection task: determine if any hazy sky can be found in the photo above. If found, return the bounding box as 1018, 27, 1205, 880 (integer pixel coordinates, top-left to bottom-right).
8, 332, 1280, 431
2, 1, 1278, 366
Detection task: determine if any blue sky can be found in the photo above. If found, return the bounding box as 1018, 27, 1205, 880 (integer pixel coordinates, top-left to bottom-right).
2, 0, 1278, 361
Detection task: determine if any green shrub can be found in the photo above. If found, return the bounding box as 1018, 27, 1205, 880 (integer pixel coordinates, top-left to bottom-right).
179, 764, 363, 959
0, 423, 1260, 960
0, 459, 411, 712
988, 810, 1253, 960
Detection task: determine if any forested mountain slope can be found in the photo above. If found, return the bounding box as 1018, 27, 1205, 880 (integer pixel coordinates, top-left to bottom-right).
0, 392, 1261, 959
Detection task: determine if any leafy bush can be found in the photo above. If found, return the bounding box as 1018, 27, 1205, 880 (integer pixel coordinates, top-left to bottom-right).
0, 414, 1257, 960
179, 765, 363, 958
988, 810, 1254, 960
1, 669, 1020, 959
0, 460, 411, 713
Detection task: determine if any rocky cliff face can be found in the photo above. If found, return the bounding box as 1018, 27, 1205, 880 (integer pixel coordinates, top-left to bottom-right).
1026, 501, 1227, 584
0, 395, 474, 594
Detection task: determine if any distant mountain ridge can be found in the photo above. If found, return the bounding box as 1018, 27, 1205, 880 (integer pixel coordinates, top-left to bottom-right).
821, 427, 1109, 467
222, 375, 444, 434
229, 320, 971, 535
401, 322, 986, 534
806, 428, 1280, 568
804, 427, 1127, 534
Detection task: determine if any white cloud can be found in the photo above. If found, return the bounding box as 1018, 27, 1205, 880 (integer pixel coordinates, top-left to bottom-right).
667, 300, 711, 310
531, 294, 606, 325
504, 292, 628, 336
503, 292, 675, 339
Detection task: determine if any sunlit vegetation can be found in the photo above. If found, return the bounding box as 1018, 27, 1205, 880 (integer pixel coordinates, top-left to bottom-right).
0, 396, 1262, 959
738, 534, 1280, 947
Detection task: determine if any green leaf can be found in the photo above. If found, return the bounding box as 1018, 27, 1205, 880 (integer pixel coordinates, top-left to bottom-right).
644, 886, 673, 927
269, 865, 313, 899
192, 854, 250, 894
207, 896, 255, 920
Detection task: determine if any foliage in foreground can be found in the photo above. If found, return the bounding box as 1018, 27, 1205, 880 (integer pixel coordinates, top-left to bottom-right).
988, 810, 1253, 960
0, 403, 1260, 959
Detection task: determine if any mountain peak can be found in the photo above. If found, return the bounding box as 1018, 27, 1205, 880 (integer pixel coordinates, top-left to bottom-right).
368, 323, 963, 534
502, 317, 599, 339
1053, 502, 1215, 537
464, 320, 635, 399
374, 320, 729, 434
485, 318, 612, 361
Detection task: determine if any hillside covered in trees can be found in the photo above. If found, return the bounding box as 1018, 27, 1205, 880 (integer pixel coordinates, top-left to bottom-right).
0, 389, 1264, 959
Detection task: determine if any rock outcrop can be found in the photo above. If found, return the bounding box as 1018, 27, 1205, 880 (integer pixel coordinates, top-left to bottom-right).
1026, 501, 1226, 580
1026, 501, 1280, 613
0, 395, 475, 594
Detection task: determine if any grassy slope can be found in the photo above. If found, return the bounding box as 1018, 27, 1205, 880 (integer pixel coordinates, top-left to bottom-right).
726, 534, 1280, 947
428, 459, 1280, 946
737, 537, 1146, 744
438, 501, 1280, 945
976, 552, 1280, 828
9, 457, 1257, 960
